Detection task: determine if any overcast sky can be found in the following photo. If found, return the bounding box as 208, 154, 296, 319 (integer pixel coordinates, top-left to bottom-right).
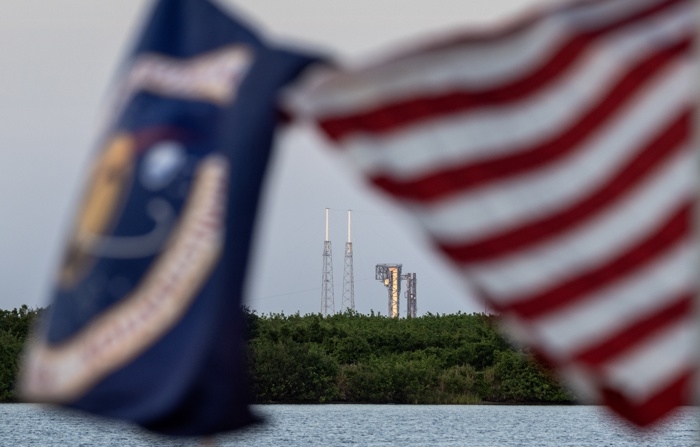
0, 0, 552, 316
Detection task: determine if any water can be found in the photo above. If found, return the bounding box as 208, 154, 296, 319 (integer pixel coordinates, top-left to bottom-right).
0, 404, 696, 446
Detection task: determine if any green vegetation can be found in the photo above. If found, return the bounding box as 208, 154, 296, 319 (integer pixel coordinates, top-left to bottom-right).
0, 306, 575, 405
0, 305, 41, 401
246, 309, 576, 405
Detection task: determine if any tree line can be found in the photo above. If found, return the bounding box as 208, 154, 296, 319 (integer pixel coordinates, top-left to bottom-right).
0, 306, 575, 405
246, 309, 575, 404
0, 305, 41, 401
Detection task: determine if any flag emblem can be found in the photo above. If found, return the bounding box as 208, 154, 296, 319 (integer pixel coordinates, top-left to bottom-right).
21, 0, 321, 436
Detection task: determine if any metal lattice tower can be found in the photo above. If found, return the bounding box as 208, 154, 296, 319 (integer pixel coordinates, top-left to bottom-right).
321, 208, 335, 316
376, 264, 402, 318
341, 210, 355, 312
403, 273, 417, 318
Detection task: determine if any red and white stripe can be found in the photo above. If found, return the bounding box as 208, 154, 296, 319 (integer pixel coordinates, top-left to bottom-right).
288, 0, 697, 427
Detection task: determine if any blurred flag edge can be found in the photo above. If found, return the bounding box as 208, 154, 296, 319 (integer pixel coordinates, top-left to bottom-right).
19, 0, 321, 436
285, 0, 698, 427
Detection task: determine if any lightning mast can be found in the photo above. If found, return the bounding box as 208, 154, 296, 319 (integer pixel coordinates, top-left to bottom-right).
342, 210, 355, 312
321, 208, 335, 316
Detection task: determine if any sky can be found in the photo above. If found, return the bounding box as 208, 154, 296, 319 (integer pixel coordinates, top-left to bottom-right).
0, 0, 551, 316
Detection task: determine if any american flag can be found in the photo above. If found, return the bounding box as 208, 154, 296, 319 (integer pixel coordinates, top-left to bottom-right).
287, 0, 697, 426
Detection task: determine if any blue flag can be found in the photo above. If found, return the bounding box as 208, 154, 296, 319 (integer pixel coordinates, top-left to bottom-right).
20, 0, 320, 436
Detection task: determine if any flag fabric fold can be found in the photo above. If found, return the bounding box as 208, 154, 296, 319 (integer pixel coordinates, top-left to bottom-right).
20, 0, 320, 436
286, 0, 697, 427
